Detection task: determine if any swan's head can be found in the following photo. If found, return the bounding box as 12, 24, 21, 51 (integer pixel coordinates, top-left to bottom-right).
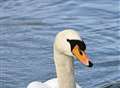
54, 29, 93, 67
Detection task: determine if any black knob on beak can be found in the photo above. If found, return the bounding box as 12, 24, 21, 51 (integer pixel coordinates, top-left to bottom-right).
88, 61, 93, 67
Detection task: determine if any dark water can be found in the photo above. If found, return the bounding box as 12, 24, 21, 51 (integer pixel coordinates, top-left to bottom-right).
0, 0, 120, 88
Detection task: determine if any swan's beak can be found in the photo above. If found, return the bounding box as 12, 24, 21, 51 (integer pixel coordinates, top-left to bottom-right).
72, 45, 93, 67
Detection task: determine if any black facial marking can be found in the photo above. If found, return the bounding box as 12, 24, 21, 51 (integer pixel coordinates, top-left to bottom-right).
67, 39, 86, 51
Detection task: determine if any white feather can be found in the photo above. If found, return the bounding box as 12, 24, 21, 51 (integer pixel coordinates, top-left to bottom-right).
27, 78, 82, 88
27, 30, 83, 88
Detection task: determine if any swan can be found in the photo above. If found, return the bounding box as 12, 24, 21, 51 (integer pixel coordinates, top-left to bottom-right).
27, 29, 93, 88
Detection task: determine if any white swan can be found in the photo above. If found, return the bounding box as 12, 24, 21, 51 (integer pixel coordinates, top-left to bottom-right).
27, 29, 93, 88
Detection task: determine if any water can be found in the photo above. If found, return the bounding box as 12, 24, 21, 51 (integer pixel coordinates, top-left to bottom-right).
0, 0, 120, 88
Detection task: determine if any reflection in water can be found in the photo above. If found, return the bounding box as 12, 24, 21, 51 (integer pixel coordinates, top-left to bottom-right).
102, 81, 120, 88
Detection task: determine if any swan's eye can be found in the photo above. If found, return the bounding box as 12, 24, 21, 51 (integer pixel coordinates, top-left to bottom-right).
67, 39, 70, 42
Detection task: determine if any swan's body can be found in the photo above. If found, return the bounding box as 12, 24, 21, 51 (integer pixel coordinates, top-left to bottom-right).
27, 78, 81, 88
27, 29, 93, 88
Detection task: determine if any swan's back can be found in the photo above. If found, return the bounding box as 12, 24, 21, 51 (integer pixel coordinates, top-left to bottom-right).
27, 81, 49, 88
27, 78, 82, 88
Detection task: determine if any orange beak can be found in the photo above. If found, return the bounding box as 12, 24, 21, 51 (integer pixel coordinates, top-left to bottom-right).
72, 45, 93, 67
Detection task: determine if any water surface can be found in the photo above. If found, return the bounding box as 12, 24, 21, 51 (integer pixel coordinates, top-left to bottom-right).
0, 0, 120, 88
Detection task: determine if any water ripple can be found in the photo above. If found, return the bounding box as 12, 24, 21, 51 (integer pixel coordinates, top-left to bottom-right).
0, 0, 119, 88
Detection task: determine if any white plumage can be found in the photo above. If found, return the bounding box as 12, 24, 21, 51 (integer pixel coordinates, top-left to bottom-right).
27, 29, 92, 88
27, 78, 81, 88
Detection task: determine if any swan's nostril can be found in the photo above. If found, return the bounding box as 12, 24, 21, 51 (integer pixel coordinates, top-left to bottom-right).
88, 61, 93, 67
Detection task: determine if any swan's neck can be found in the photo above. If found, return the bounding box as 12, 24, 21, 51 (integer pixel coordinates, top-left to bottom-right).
54, 48, 76, 88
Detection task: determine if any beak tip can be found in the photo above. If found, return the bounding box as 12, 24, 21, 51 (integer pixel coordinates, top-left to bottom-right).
88, 61, 93, 67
